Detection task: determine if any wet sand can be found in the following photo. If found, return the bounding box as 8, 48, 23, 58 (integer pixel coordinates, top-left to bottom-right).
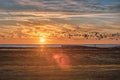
0, 46, 120, 80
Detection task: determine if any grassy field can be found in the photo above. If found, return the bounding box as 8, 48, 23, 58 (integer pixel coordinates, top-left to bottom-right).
0, 46, 120, 80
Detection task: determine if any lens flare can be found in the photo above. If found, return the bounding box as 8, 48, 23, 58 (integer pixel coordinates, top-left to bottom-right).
53, 53, 71, 70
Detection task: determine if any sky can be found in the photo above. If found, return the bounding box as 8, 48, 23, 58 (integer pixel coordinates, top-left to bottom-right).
0, 0, 120, 44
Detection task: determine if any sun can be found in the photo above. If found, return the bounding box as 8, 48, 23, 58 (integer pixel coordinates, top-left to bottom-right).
40, 38, 45, 43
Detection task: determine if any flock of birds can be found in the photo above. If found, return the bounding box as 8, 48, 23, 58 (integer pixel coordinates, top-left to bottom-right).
0, 28, 119, 40
49, 31, 120, 40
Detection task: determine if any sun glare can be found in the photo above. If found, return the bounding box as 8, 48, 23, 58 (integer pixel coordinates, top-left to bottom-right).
40, 38, 45, 43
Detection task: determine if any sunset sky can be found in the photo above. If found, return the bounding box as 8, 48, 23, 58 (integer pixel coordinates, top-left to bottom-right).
0, 0, 120, 44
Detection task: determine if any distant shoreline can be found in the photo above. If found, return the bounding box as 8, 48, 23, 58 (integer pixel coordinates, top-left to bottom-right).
0, 44, 120, 48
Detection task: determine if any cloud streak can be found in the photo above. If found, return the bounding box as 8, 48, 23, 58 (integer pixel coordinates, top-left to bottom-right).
0, 0, 119, 13
0, 19, 120, 40
0, 0, 120, 43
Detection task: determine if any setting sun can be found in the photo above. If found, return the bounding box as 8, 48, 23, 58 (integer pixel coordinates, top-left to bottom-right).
40, 38, 45, 43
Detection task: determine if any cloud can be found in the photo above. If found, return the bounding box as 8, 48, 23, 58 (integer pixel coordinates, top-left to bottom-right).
0, 1, 120, 41
0, 0, 119, 43
0, 19, 120, 40
0, 11, 119, 32
0, 0, 119, 13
